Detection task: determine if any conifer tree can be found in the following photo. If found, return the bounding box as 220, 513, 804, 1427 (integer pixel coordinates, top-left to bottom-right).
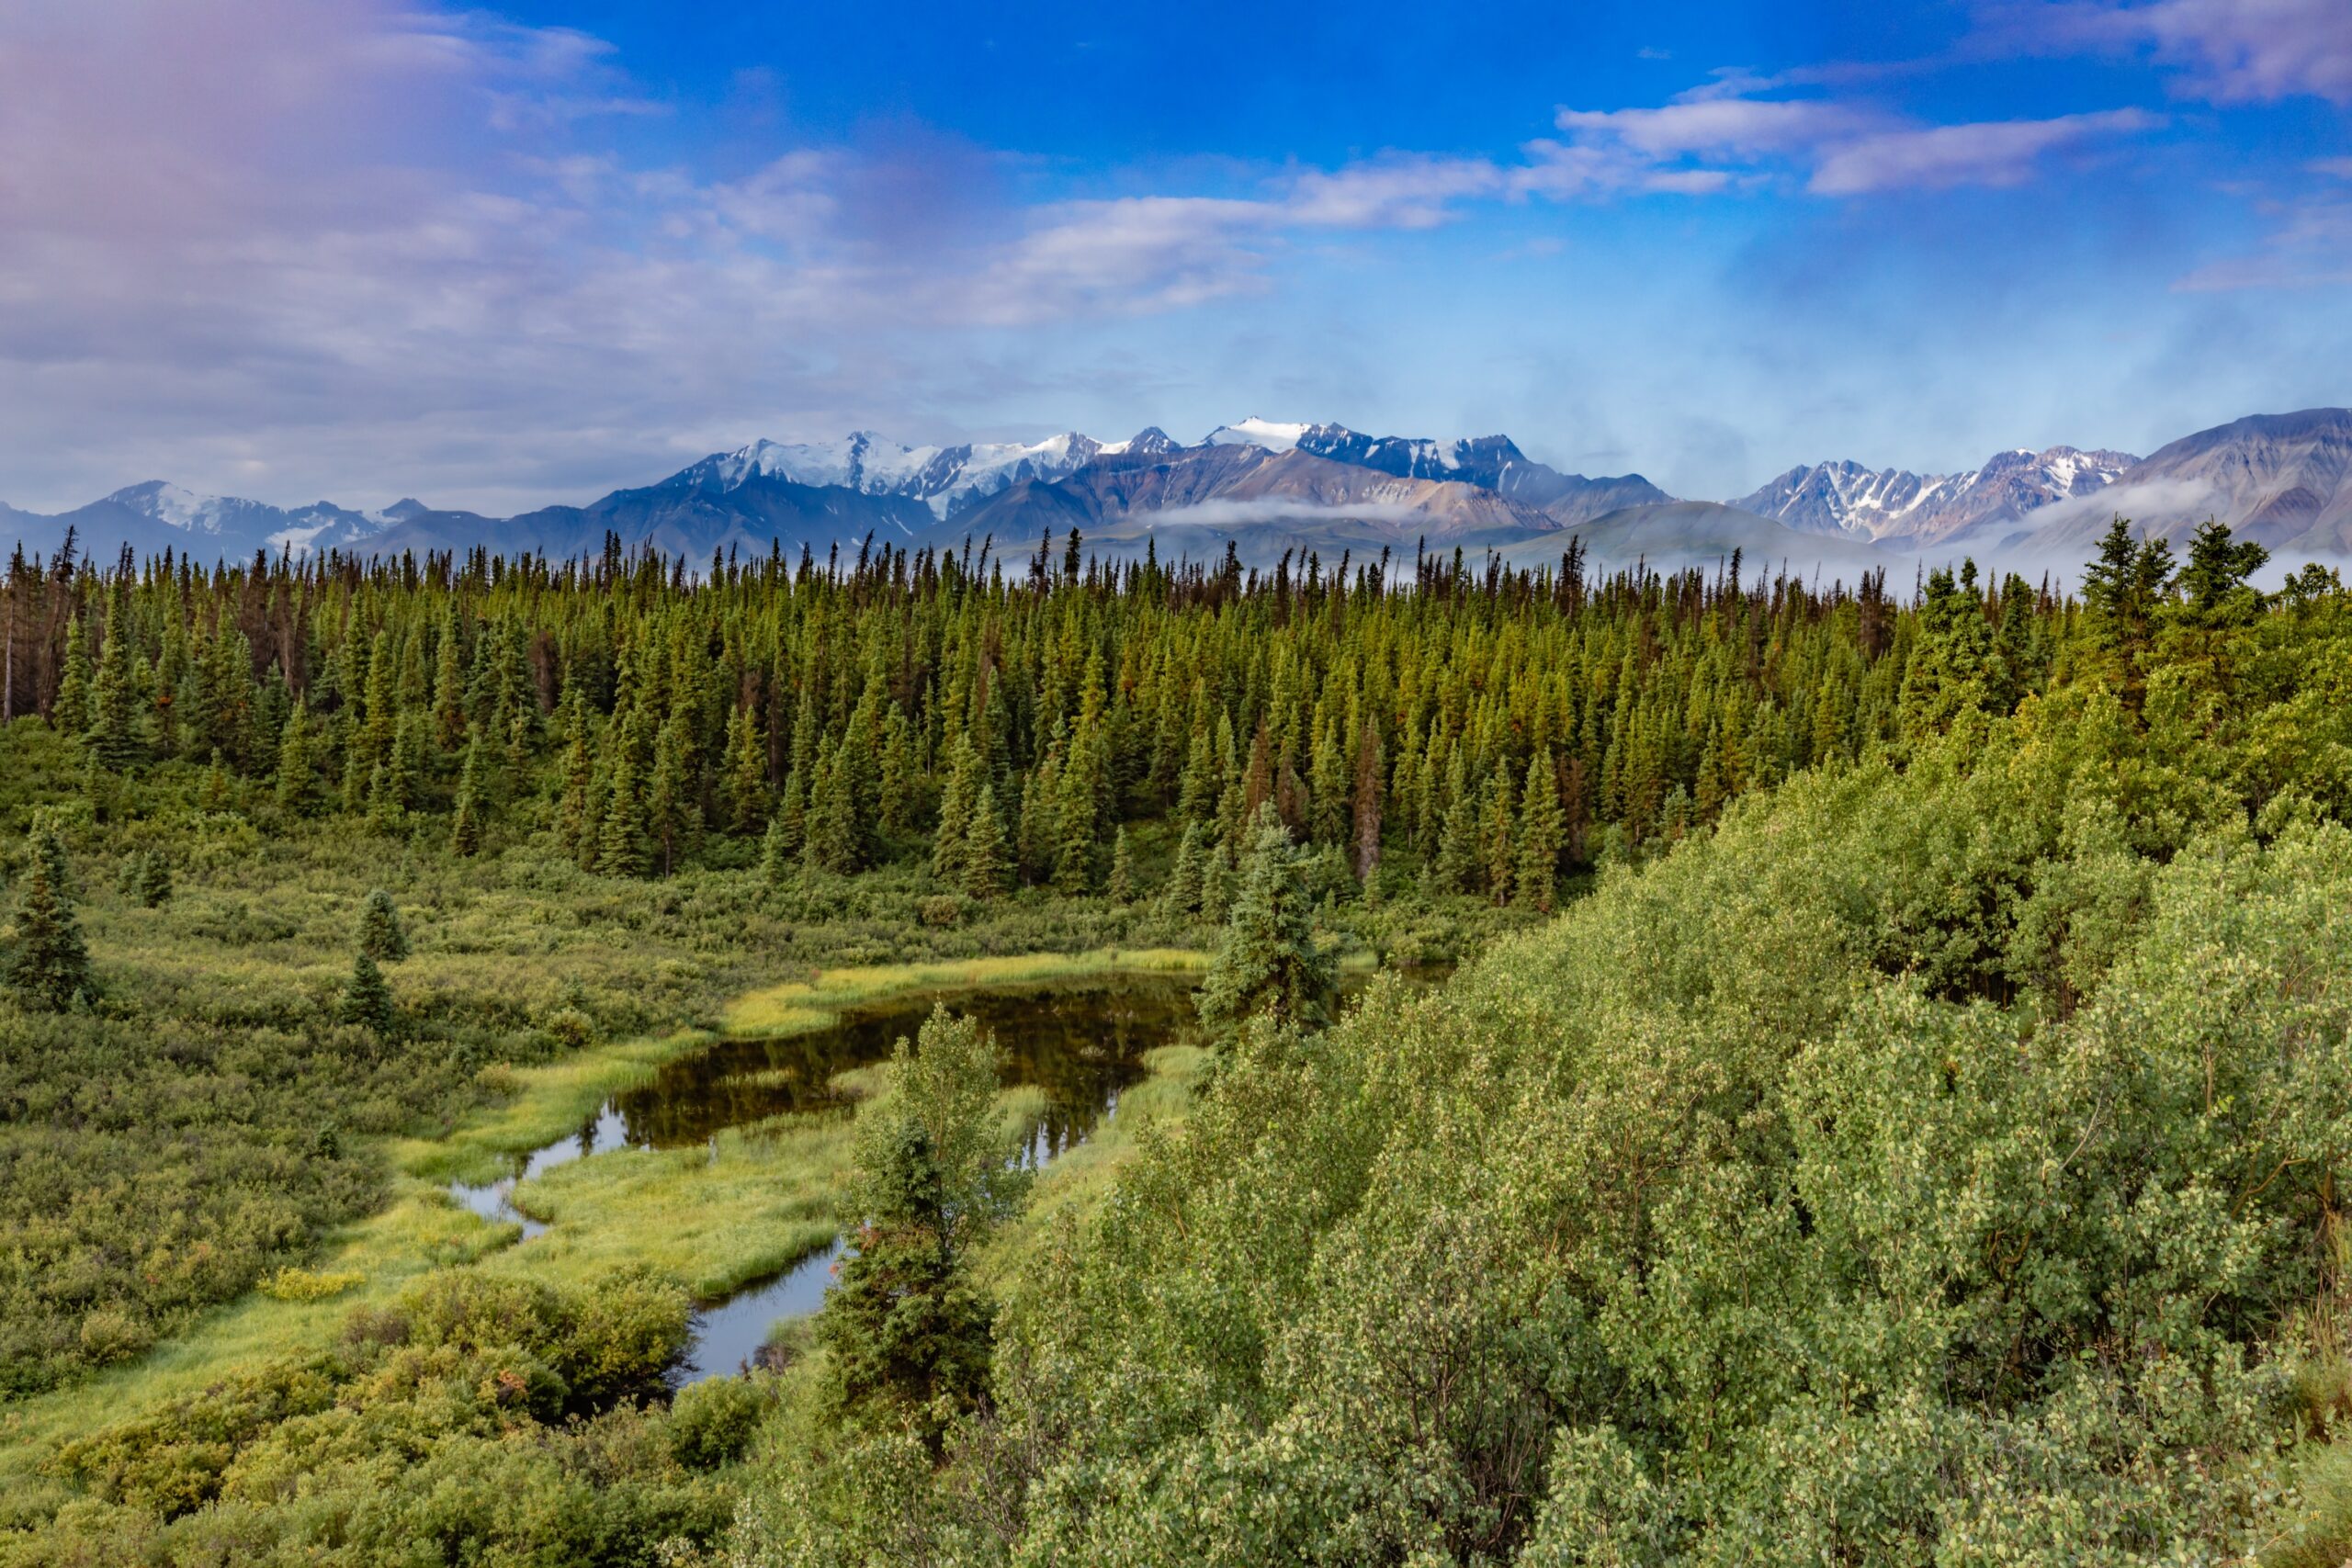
1162, 820, 1205, 917
931, 736, 978, 886
8, 826, 91, 1011
1480, 773, 1518, 904
1197, 804, 1335, 1042
449, 730, 486, 856
1430, 754, 1479, 896
759, 810, 795, 886
877, 705, 918, 837
385, 709, 428, 812
1351, 717, 1384, 885
773, 766, 808, 864
201, 750, 231, 812
962, 782, 1011, 900
431, 609, 466, 750
819, 1009, 1014, 1440
599, 749, 650, 877
721, 705, 769, 835
342, 949, 395, 1036
646, 708, 697, 874
357, 888, 409, 963
1515, 750, 1566, 912
1307, 718, 1347, 847
556, 694, 594, 859
86, 604, 141, 771
1201, 841, 1237, 925
130, 850, 173, 908
276, 706, 317, 815
804, 739, 862, 876
52, 614, 91, 735
1107, 825, 1135, 904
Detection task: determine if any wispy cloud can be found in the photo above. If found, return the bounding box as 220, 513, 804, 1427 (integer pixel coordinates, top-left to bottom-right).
1808, 108, 2160, 193
2175, 197, 2352, 288
1983, 0, 2352, 104
1542, 80, 2157, 196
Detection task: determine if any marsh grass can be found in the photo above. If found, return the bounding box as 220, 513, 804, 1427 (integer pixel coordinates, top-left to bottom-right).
721, 947, 1210, 1037
0, 1179, 504, 1511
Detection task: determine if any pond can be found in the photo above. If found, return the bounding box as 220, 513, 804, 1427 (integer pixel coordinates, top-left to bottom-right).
447, 964, 1442, 1384
447, 974, 1204, 1382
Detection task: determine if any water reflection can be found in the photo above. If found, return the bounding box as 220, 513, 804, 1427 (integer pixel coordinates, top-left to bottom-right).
445, 965, 1447, 1384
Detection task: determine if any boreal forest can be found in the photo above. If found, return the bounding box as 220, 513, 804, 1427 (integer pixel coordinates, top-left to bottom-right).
3, 517, 2351, 1566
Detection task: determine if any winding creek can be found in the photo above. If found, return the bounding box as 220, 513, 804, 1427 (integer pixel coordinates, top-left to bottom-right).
448, 976, 1203, 1383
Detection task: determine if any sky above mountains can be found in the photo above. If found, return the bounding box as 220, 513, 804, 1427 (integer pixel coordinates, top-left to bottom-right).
0, 0, 2346, 514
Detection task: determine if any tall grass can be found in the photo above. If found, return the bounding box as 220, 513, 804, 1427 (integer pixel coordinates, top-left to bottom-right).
721, 947, 1211, 1037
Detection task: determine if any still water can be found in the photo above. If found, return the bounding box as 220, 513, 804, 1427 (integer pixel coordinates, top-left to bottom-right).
447, 976, 1203, 1382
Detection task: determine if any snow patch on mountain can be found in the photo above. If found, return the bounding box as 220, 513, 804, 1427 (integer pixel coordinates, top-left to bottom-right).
1730, 446, 2138, 543
680, 430, 1112, 517
1204, 417, 1312, 453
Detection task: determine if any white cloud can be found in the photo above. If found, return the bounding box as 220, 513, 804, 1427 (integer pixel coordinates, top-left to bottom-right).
1807, 108, 2159, 193
1541, 77, 2158, 197
1988, 0, 2352, 104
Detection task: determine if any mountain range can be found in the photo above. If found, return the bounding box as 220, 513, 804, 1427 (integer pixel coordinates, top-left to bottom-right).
8, 408, 2351, 582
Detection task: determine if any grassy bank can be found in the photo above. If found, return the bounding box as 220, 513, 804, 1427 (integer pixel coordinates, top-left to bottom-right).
721, 947, 1211, 1036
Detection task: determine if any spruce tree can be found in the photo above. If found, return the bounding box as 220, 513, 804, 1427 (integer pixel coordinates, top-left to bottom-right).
877, 705, 918, 837
1106, 825, 1135, 904
646, 708, 697, 875
86, 605, 141, 772
357, 888, 409, 962
1196, 804, 1335, 1042
1430, 757, 1478, 896
1351, 717, 1384, 885
721, 705, 769, 836
803, 740, 861, 876
758, 810, 795, 886
1480, 773, 1518, 905
1162, 820, 1205, 916
342, 949, 395, 1035
131, 850, 173, 908
1515, 750, 1566, 912
556, 694, 595, 861
820, 1009, 1014, 1440
931, 736, 978, 886
276, 707, 317, 815
449, 731, 486, 856
52, 614, 91, 737
961, 783, 1011, 900
599, 749, 650, 877
774, 766, 808, 863
431, 609, 467, 750
8, 827, 91, 1011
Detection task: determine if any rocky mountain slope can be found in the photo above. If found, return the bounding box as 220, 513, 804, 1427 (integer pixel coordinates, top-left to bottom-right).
1730, 446, 2138, 544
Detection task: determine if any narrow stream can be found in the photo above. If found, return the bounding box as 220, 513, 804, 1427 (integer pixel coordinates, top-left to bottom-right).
447, 976, 1202, 1382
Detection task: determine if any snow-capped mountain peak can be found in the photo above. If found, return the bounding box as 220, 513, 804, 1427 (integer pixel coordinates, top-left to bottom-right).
1729, 444, 2141, 545
679, 430, 1110, 517
1204, 417, 1312, 453
105, 480, 260, 536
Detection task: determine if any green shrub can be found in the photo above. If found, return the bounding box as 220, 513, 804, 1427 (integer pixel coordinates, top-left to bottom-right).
669, 1375, 773, 1469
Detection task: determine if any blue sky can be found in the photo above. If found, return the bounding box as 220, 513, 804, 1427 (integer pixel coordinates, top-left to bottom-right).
0, 0, 2346, 513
